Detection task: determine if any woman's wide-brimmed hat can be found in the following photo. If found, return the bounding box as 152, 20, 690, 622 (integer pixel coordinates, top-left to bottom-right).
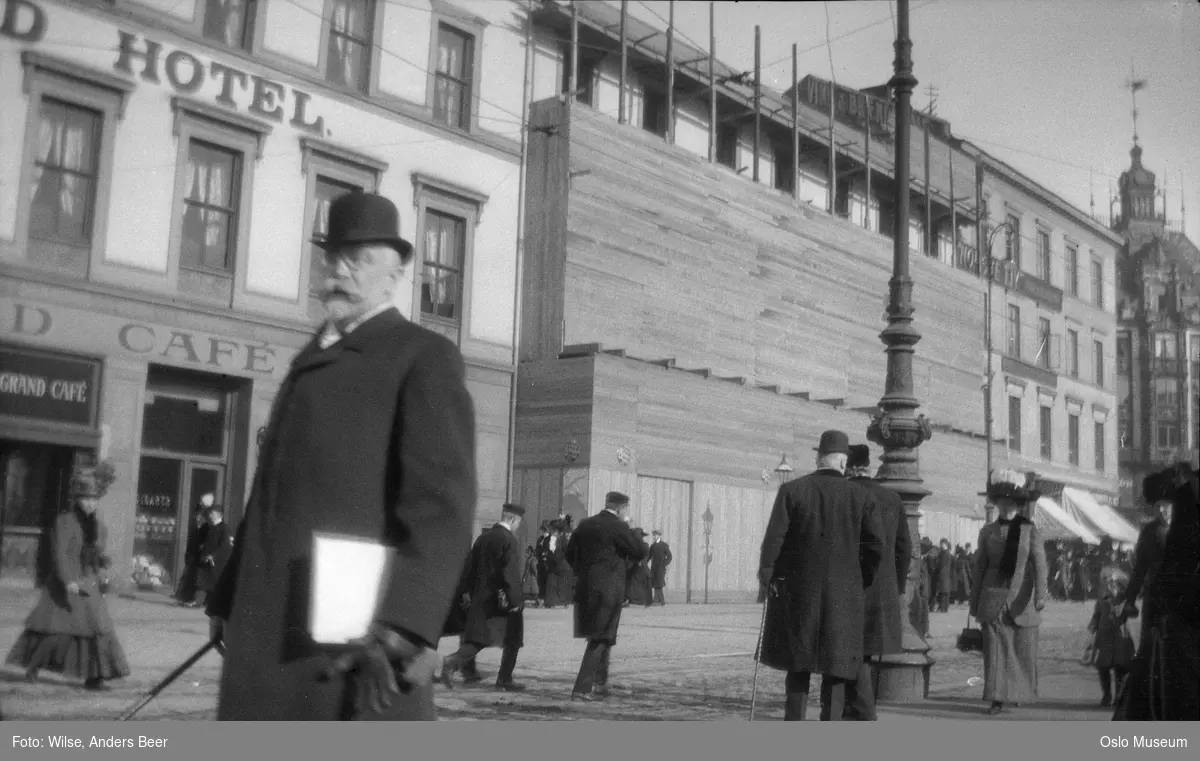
978, 468, 1040, 503
70, 460, 116, 499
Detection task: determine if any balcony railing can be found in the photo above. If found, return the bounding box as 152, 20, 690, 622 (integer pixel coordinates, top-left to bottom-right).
953, 242, 980, 276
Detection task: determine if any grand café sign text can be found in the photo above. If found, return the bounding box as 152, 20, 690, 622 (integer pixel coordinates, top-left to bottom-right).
2, 0, 328, 135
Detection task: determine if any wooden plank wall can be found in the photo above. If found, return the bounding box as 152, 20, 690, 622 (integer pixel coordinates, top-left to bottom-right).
513, 357, 594, 469
632, 476, 693, 599
921, 511, 987, 549
555, 104, 988, 432
692, 482, 776, 603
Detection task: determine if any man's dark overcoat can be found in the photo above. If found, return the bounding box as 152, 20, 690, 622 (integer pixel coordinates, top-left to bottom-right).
195, 520, 234, 593
649, 540, 672, 589
566, 510, 647, 644
849, 476, 911, 656
460, 524, 525, 649
757, 469, 884, 679
206, 310, 476, 721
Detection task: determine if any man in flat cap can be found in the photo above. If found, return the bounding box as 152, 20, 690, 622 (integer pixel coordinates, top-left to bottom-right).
440, 504, 529, 692
565, 491, 648, 700
757, 430, 885, 721
206, 192, 476, 720
839, 443, 910, 721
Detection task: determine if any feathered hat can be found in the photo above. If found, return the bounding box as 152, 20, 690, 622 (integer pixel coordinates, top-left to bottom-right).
978, 468, 1040, 503
1142, 469, 1177, 504
70, 460, 116, 499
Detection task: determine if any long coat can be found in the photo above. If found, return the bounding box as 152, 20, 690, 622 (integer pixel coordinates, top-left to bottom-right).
176, 514, 208, 600
625, 553, 653, 605
23, 510, 116, 638
648, 540, 672, 589
758, 469, 885, 679
459, 524, 525, 649
849, 477, 911, 656
1125, 517, 1169, 633
541, 534, 573, 607
566, 510, 647, 644
935, 549, 955, 595
969, 520, 1049, 628
206, 309, 476, 721
195, 521, 234, 593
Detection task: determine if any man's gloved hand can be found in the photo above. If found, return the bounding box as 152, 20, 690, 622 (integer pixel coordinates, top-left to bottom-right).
322, 624, 441, 715
498, 590, 510, 612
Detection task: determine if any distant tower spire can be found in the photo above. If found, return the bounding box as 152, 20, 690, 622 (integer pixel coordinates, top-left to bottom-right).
1126, 63, 1147, 146
1090, 168, 1096, 218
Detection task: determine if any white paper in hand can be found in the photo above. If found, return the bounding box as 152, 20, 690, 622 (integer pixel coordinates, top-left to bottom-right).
310, 532, 394, 645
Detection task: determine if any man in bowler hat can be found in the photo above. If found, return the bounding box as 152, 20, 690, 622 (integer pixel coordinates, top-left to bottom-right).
649, 529, 673, 606
206, 192, 476, 720
440, 504, 529, 692
757, 430, 885, 721
565, 491, 648, 701
840, 443, 910, 720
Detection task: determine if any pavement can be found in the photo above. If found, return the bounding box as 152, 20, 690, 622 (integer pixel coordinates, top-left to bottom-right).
0, 576, 1116, 722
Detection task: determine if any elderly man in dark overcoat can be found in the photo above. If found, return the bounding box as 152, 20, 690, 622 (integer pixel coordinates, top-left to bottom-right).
649, 529, 672, 606
839, 444, 910, 721
439, 504, 528, 692
565, 491, 647, 701
205, 192, 476, 721
757, 430, 885, 721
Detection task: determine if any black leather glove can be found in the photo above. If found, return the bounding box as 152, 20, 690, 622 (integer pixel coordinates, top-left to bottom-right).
322, 625, 440, 715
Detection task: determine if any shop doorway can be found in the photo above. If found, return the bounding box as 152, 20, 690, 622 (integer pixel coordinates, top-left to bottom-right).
0, 440, 80, 578
134, 367, 239, 594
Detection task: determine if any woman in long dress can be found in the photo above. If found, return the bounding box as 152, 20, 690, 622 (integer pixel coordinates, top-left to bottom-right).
6, 461, 130, 690
969, 468, 1049, 715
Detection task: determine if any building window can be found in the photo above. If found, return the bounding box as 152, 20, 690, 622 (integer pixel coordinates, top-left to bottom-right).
1065, 244, 1078, 297
1036, 318, 1051, 369
300, 138, 387, 320
29, 99, 100, 247
1040, 405, 1052, 460
1154, 333, 1177, 358
1008, 395, 1022, 453
1154, 377, 1178, 411
411, 173, 488, 344
180, 141, 242, 273
432, 24, 475, 130
1066, 329, 1079, 378
1117, 332, 1131, 374
169, 97, 268, 304
1094, 421, 1105, 471
203, 0, 257, 50
1005, 213, 1021, 266
1156, 422, 1178, 450
642, 89, 668, 137
1068, 413, 1080, 466
1093, 340, 1104, 388
17, 53, 133, 276
1006, 305, 1021, 358
1091, 256, 1104, 309
716, 125, 738, 169
1036, 229, 1050, 281
326, 0, 374, 93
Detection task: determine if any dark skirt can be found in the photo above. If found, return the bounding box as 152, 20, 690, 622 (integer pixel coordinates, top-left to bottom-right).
544, 569, 573, 607
626, 566, 653, 605
982, 616, 1038, 704
6, 630, 130, 681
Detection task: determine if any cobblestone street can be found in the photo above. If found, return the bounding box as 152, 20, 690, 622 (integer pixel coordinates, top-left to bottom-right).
1, 579, 1119, 722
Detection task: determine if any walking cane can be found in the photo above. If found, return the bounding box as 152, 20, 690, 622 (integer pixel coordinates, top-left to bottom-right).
749, 584, 771, 721
118, 640, 222, 721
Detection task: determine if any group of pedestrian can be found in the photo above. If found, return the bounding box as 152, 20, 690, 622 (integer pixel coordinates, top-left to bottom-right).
625, 528, 672, 607
756, 431, 907, 721
174, 495, 234, 609
534, 517, 574, 608
1050, 540, 1132, 602
922, 539, 976, 612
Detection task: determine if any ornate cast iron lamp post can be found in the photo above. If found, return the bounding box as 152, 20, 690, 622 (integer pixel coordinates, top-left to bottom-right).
866, 0, 935, 702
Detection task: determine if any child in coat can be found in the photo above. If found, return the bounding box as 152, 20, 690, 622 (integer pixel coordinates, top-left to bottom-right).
1088, 574, 1135, 707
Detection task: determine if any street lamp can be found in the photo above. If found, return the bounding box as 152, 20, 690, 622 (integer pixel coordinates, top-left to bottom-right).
982, 219, 1015, 506
774, 454, 794, 485
701, 505, 714, 605
865, 0, 935, 703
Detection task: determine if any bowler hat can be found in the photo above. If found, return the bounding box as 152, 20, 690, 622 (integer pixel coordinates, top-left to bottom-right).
813, 430, 850, 455
636, 528, 649, 538
847, 444, 871, 469
502, 503, 526, 517
314, 192, 414, 262
606, 491, 630, 506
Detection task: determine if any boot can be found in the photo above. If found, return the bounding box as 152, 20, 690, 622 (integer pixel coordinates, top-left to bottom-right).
784, 693, 808, 721
495, 679, 526, 692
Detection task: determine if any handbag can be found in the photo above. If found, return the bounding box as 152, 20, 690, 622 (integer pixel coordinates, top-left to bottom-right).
956, 608, 983, 652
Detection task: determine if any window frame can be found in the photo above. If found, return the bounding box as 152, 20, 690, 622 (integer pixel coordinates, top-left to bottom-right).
410, 173, 489, 345
1066, 328, 1079, 378
167, 97, 270, 308
1090, 255, 1104, 309
318, 0, 384, 95
1094, 420, 1105, 472
1067, 412, 1080, 466
1004, 212, 1021, 268
7, 53, 133, 276
198, 0, 261, 52
1064, 242, 1079, 297
1008, 394, 1022, 453
426, 1, 488, 134
1036, 317, 1052, 369
1039, 404, 1052, 460
1093, 339, 1104, 388
124, 0, 263, 53
1035, 226, 1051, 282
299, 138, 388, 317
1006, 304, 1021, 358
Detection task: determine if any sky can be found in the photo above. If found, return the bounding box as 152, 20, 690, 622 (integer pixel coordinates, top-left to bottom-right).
614, 0, 1200, 245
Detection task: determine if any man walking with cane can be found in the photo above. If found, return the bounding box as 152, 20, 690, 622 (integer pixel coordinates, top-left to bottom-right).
205, 192, 476, 721
756, 430, 885, 721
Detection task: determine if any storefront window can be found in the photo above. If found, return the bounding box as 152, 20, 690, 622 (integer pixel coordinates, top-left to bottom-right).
133, 456, 183, 590
142, 386, 227, 457
0, 441, 74, 529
